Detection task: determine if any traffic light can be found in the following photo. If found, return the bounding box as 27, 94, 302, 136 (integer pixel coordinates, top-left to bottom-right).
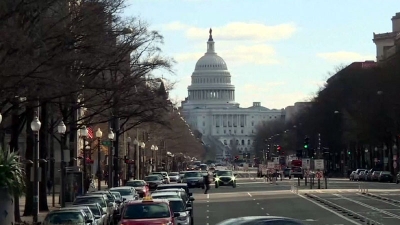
304, 137, 309, 149
296, 149, 303, 158
124, 156, 134, 164
234, 155, 239, 161
277, 145, 281, 152
348, 151, 351, 155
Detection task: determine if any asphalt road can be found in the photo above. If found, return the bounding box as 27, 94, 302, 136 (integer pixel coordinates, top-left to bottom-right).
191, 178, 400, 225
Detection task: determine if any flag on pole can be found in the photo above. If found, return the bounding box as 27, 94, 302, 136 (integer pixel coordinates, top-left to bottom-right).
87, 127, 94, 139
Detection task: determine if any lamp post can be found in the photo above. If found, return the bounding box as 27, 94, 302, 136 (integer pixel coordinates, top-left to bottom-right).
151, 145, 155, 172
133, 139, 139, 179
57, 121, 67, 207
0, 112, 2, 124
154, 146, 158, 172
126, 137, 132, 182
95, 128, 103, 190
140, 142, 145, 179
80, 126, 88, 193
108, 129, 115, 188
31, 112, 41, 223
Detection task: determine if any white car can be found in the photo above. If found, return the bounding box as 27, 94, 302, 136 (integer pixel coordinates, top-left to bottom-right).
109, 186, 138, 201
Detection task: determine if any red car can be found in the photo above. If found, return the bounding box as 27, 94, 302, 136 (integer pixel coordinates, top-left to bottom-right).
116, 197, 179, 225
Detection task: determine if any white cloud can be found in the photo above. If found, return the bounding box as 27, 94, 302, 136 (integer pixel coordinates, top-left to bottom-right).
174, 44, 279, 65
317, 51, 375, 63
163, 21, 190, 31
163, 21, 297, 42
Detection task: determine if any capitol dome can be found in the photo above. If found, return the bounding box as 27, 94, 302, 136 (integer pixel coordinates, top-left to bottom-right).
195, 54, 227, 70
194, 29, 228, 71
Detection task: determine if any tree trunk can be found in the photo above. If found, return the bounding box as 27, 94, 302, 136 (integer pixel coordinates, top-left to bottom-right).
0, 187, 15, 225
23, 106, 34, 216
9, 99, 22, 222
39, 102, 49, 211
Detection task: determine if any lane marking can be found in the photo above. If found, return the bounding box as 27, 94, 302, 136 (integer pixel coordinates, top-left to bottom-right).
253, 199, 256, 201
297, 194, 363, 225
207, 205, 209, 207
247, 192, 252, 197
207, 200, 209, 203
207, 210, 209, 212
334, 194, 400, 219
257, 202, 259, 205
356, 193, 400, 208
261, 207, 264, 210
206, 223, 209, 225
207, 216, 209, 219
207, 194, 209, 199
266, 213, 270, 215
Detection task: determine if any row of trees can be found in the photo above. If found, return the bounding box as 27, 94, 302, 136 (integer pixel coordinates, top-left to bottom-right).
254, 51, 400, 175
0, 0, 202, 222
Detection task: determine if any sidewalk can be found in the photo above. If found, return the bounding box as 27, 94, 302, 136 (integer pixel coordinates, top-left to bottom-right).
19, 195, 61, 223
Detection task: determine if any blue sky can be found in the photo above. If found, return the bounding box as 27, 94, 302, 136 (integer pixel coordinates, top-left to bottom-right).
122, 0, 400, 109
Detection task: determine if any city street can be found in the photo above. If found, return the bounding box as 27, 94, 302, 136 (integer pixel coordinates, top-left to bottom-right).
191, 178, 400, 225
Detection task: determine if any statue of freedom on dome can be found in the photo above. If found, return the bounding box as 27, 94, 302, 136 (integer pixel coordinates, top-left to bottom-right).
209, 28, 212, 35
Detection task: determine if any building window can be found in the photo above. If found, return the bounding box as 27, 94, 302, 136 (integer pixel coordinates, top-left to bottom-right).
223, 140, 227, 145
251, 121, 254, 126
241, 140, 245, 145
203, 121, 205, 126
248, 140, 251, 145
230, 139, 233, 145
224, 130, 226, 134
229, 130, 231, 134
234, 130, 236, 134
241, 130, 244, 134
236, 139, 239, 145
216, 129, 219, 134
252, 130, 254, 133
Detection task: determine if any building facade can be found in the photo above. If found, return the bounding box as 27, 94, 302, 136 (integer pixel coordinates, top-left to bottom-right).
180, 30, 285, 160
373, 12, 400, 61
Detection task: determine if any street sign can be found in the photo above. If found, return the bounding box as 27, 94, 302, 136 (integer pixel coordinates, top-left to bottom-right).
102, 141, 111, 146
267, 162, 275, 169
302, 158, 310, 169
314, 159, 324, 170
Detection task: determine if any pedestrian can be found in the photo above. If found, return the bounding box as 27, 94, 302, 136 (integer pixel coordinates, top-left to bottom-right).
203, 172, 211, 194
47, 179, 53, 195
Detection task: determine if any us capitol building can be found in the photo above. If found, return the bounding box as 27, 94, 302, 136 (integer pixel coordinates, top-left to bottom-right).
180, 29, 285, 161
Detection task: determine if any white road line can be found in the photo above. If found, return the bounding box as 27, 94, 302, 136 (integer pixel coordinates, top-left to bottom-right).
207, 200, 209, 203
297, 194, 363, 225
266, 213, 270, 215
207, 210, 209, 212
261, 207, 264, 210
257, 202, 259, 205
207, 216, 209, 219
247, 192, 252, 197
207, 194, 209, 199
253, 199, 256, 201
207, 205, 209, 207
356, 193, 400, 208
334, 194, 400, 219
206, 223, 209, 225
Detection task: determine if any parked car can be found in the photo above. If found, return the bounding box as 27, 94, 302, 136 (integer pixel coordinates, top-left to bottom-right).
378, 171, 393, 182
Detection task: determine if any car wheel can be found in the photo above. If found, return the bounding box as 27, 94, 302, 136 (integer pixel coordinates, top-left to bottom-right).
233, 183, 236, 188
191, 216, 194, 225
215, 183, 219, 188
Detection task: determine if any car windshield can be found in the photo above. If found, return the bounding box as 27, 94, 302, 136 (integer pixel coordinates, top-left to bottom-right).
145, 176, 160, 181
112, 189, 132, 196
74, 197, 106, 208
169, 172, 179, 176
169, 200, 185, 212
217, 171, 232, 176
45, 211, 84, 224
185, 172, 201, 178
152, 194, 179, 199
123, 203, 171, 219
111, 192, 122, 199
84, 205, 101, 216
126, 180, 146, 187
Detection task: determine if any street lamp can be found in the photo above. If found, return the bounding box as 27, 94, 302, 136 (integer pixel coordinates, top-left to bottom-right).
126, 137, 132, 183
80, 126, 88, 193
133, 139, 139, 179
0, 112, 2, 124
151, 145, 155, 172
57, 121, 66, 207
30, 113, 41, 223
108, 129, 115, 188
154, 146, 158, 171
95, 128, 102, 190
140, 142, 145, 179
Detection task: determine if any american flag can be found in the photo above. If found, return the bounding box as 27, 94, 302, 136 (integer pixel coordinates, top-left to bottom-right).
87, 127, 94, 139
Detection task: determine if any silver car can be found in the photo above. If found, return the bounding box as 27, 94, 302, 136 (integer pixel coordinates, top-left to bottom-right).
42, 209, 92, 225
